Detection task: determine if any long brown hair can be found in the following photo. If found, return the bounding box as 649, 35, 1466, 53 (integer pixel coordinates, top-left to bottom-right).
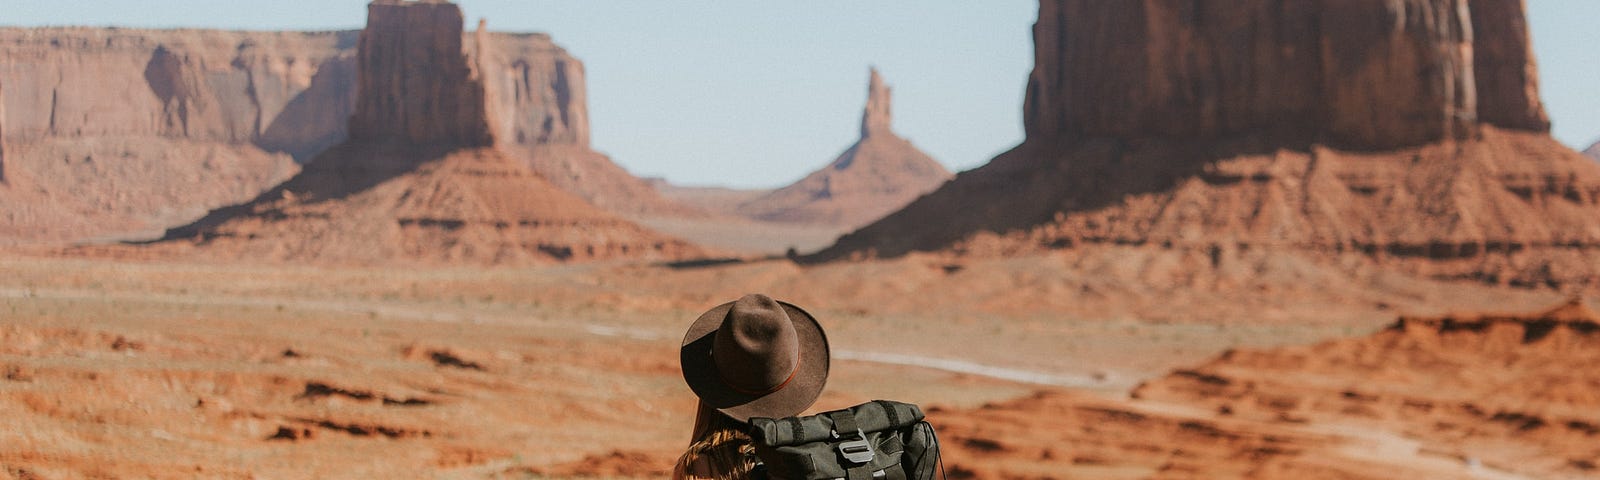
674, 403, 757, 480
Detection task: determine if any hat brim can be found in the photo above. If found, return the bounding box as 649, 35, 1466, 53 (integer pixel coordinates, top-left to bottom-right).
681, 300, 829, 422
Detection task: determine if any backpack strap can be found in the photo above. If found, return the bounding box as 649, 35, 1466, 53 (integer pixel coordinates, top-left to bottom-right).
827, 410, 875, 480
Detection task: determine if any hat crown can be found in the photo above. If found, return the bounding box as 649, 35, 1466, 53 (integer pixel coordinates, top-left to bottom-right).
712, 294, 800, 395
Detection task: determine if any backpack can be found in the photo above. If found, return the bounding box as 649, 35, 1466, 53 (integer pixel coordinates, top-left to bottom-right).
747, 400, 943, 480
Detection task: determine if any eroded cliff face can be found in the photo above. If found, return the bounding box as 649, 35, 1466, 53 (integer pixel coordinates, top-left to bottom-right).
1469, 0, 1550, 132
1023, 0, 1547, 150
823, 0, 1600, 289
0, 28, 355, 243
1, 28, 357, 153
349, 0, 491, 146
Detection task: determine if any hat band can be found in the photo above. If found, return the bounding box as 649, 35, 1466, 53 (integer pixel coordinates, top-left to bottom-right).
717, 362, 800, 397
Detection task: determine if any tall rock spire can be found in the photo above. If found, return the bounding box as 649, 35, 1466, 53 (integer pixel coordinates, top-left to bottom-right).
861, 67, 893, 138
735, 67, 950, 229
348, 0, 493, 147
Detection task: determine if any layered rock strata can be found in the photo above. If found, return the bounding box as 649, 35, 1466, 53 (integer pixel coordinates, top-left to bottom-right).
819, 0, 1600, 289
151, 0, 700, 264
0, 12, 690, 243
734, 68, 951, 229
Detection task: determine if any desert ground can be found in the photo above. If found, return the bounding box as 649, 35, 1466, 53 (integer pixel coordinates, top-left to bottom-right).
0, 243, 1586, 479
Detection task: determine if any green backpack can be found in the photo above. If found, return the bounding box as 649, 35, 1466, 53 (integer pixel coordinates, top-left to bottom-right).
747, 400, 943, 480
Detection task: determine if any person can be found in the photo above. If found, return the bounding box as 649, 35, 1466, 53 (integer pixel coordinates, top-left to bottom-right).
674, 294, 831, 480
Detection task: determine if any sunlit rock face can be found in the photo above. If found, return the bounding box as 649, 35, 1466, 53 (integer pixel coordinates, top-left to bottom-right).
1023, 0, 1548, 151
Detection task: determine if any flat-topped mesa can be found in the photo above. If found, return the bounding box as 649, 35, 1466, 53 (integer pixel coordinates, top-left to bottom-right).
861, 67, 893, 138
1024, 0, 1549, 150
348, 0, 494, 147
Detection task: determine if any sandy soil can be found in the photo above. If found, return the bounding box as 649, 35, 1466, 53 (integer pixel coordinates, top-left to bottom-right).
0, 251, 1579, 479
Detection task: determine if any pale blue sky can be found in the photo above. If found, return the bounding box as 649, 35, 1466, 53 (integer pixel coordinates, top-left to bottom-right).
6, 1, 1596, 188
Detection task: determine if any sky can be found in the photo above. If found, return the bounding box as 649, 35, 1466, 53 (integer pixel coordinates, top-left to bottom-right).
5, 1, 1597, 189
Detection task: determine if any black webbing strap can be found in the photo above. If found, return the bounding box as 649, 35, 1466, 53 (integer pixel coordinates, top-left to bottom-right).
829, 409, 873, 480
830, 409, 861, 436
876, 400, 900, 428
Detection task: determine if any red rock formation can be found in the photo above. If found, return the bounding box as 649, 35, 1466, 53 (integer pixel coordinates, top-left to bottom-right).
861, 67, 892, 138
0, 17, 696, 242
1586, 140, 1599, 162
149, 0, 701, 265
1469, 0, 1551, 132
1022, 0, 1516, 150
348, 0, 492, 147
734, 68, 951, 229
819, 0, 1600, 289
472, 30, 698, 217
0, 28, 354, 243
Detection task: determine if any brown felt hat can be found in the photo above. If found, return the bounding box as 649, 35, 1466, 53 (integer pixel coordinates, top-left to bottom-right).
681, 294, 830, 422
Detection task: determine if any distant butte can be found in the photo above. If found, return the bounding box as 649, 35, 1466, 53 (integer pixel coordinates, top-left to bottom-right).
732, 68, 952, 230
144, 0, 702, 265
0, 7, 697, 244
816, 0, 1600, 290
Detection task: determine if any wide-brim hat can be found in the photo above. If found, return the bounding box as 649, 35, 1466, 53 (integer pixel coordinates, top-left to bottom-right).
681, 294, 830, 422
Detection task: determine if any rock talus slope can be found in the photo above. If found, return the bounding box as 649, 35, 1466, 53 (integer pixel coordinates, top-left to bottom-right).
734, 68, 951, 229
147, 0, 700, 265
820, 0, 1600, 289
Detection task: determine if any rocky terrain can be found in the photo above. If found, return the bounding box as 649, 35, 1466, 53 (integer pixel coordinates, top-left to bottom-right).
135, 0, 700, 265
0, 13, 691, 245
0, 248, 1585, 479
730, 68, 951, 230
818, 0, 1600, 291
1586, 140, 1599, 161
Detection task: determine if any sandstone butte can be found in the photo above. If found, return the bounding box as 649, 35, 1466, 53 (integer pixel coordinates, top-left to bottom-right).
815, 0, 1600, 290
134, 0, 701, 265
732, 68, 952, 230
0, 8, 691, 245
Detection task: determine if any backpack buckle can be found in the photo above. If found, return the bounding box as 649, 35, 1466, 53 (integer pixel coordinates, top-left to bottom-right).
836, 430, 875, 464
